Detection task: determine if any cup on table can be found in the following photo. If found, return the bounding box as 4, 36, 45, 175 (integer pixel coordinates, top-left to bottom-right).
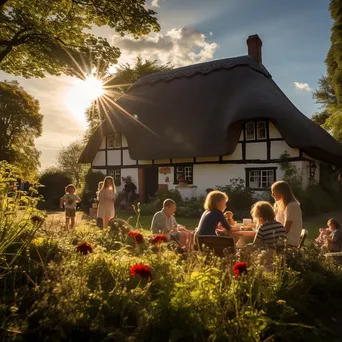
243, 219, 252, 226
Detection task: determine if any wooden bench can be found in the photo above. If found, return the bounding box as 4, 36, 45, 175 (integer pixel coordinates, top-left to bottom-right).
197, 235, 236, 257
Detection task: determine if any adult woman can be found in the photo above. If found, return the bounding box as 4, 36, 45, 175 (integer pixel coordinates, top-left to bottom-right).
271, 181, 303, 248
197, 190, 231, 236
97, 176, 116, 228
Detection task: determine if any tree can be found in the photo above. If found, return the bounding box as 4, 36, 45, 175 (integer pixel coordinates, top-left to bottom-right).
57, 141, 88, 188
0, 80, 42, 178
84, 57, 173, 138
313, 0, 342, 143
0, 0, 159, 78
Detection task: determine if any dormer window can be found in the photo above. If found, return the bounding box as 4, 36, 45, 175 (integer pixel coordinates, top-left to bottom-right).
107, 133, 122, 149
245, 121, 267, 141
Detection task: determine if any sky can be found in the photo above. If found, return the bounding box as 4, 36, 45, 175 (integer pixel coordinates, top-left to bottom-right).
0, 0, 332, 170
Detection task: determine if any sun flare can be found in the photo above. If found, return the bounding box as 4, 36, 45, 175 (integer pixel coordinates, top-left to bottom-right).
66, 76, 104, 124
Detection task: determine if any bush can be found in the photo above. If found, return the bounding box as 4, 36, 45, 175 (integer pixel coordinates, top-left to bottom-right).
38, 168, 72, 210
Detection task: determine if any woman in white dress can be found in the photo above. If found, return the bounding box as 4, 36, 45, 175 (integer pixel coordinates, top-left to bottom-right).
97, 176, 116, 228
271, 181, 303, 248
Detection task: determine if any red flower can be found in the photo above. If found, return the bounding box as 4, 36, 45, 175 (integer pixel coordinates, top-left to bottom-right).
152, 234, 167, 245
128, 231, 144, 244
130, 264, 152, 281
233, 262, 248, 278
77, 242, 93, 255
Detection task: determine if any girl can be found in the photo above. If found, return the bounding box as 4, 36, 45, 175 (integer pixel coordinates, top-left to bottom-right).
251, 201, 286, 248
97, 176, 116, 228
197, 190, 231, 236
271, 181, 303, 248
324, 219, 342, 252
60, 184, 80, 230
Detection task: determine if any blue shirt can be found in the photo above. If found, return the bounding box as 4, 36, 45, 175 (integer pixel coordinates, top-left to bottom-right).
197, 209, 231, 236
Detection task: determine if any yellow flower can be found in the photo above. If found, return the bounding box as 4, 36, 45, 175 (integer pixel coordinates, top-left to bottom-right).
277, 300, 286, 305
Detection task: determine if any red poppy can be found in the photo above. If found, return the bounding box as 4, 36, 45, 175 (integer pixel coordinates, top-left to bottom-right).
128, 231, 144, 244
152, 234, 167, 245
77, 242, 93, 255
233, 262, 248, 278
130, 264, 152, 281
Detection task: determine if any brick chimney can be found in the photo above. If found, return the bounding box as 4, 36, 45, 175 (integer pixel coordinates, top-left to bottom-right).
246, 34, 262, 64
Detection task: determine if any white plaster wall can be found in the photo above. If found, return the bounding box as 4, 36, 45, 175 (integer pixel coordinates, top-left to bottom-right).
99, 137, 106, 149
269, 122, 282, 139
107, 150, 121, 166
172, 158, 194, 163
246, 142, 267, 160
196, 156, 220, 162
271, 141, 299, 159
92, 169, 106, 175
123, 149, 136, 166
222, 143, 242, 160
158, 167, 174, 188
138, 160, 153, 165
122, 134, 128, 148
93, 151, 106, 166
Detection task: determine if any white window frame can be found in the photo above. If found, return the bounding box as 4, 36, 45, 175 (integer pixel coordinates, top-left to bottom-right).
257, 121, 267, 140
247, 168, 275, 189
107, 133, 122, 149
108, 169, 121, 185
245, 122, 255, 141
175, 165, 193, 184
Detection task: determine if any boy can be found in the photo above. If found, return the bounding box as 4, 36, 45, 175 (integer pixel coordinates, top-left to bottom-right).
60, 184, 80, 230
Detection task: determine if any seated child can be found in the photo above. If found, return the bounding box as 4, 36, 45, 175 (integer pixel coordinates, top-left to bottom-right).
251, 201, 286, 248
324, 219, 342, 253
315, 219, 337, 246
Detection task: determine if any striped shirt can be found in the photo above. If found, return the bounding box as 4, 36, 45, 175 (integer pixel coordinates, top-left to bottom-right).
254, 220, 286, 247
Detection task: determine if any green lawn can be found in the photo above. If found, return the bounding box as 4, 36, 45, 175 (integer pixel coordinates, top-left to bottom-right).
116, 210, 342, 241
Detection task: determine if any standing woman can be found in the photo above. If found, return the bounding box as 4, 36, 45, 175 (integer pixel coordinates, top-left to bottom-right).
97, 176, 116, 228
271, 181, 303, 248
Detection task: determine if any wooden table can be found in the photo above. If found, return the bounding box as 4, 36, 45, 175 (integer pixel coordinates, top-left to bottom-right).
231, 228, 256, 248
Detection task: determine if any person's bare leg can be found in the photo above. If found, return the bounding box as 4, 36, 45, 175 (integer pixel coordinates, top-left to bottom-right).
70, 216, 75, 229
103, 217, 109, 228
65, 216, 70, 231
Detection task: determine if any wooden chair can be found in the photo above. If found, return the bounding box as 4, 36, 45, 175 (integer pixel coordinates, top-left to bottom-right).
197, 235, 236, 257
298, 229, 308, 249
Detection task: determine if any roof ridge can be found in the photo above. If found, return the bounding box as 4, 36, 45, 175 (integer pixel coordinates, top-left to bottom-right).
132, 55, 271, 88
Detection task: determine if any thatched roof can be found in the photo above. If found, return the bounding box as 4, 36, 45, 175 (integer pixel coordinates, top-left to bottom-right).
79, 55, 342, 166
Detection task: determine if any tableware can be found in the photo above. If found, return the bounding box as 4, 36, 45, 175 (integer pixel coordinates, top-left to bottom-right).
243, 219, 252, 226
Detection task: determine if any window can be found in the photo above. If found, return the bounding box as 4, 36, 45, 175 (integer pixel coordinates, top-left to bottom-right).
246, 168, 275, 189
107, 133, 122, 149
257, 121, 267, 139
108, 169, 121, 186
244, 121, 268, 141
245, 122, 255, 141
174, 165, 193, 184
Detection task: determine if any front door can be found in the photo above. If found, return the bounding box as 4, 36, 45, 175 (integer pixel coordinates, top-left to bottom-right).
144, 167, 159, 201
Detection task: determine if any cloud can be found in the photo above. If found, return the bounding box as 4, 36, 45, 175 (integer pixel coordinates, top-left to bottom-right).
294, 81, 312, 92
151, 0, 159, 7
111, 27, 219, 67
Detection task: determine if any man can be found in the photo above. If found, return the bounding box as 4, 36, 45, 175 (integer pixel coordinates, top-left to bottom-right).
151, 199, 194, 249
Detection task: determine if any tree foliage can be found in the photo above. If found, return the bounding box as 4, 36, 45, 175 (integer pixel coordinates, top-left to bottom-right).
0, 0, 160, 78
313, 0, 342, 143
84, 57, 173, 139
57, 140, 88, 187
0, 80, 42, 180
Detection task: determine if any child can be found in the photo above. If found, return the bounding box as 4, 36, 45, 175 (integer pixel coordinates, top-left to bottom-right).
196, 190, 231, 236
97, 176, 116, 228
251, 201, 286, 248
60, 184, 80, 230
324, 219, 342, 252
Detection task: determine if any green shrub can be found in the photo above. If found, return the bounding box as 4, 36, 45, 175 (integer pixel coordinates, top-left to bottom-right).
80, 169, 106, 210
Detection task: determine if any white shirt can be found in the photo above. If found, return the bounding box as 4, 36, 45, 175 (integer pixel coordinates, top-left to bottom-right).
276, 201, 302, 247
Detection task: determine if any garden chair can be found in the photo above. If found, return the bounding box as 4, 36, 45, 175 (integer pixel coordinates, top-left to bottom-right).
298, 229, 308, 249
197, 236, 236, 257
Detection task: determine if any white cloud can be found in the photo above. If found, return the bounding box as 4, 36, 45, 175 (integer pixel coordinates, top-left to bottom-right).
151, 0, 159, 7
294, 81, 312, 92
209, 31, 213, 36
111, 27, 219, 67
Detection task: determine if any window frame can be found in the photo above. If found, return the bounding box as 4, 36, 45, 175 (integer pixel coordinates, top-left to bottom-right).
174, 165, 193, 185
107, 133, 122, 149
107, 168, 122, 186
245, 167, 276, 190
244, 120, 268, 142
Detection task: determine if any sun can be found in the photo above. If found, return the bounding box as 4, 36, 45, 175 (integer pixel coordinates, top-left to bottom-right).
65, 75, 104, 125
